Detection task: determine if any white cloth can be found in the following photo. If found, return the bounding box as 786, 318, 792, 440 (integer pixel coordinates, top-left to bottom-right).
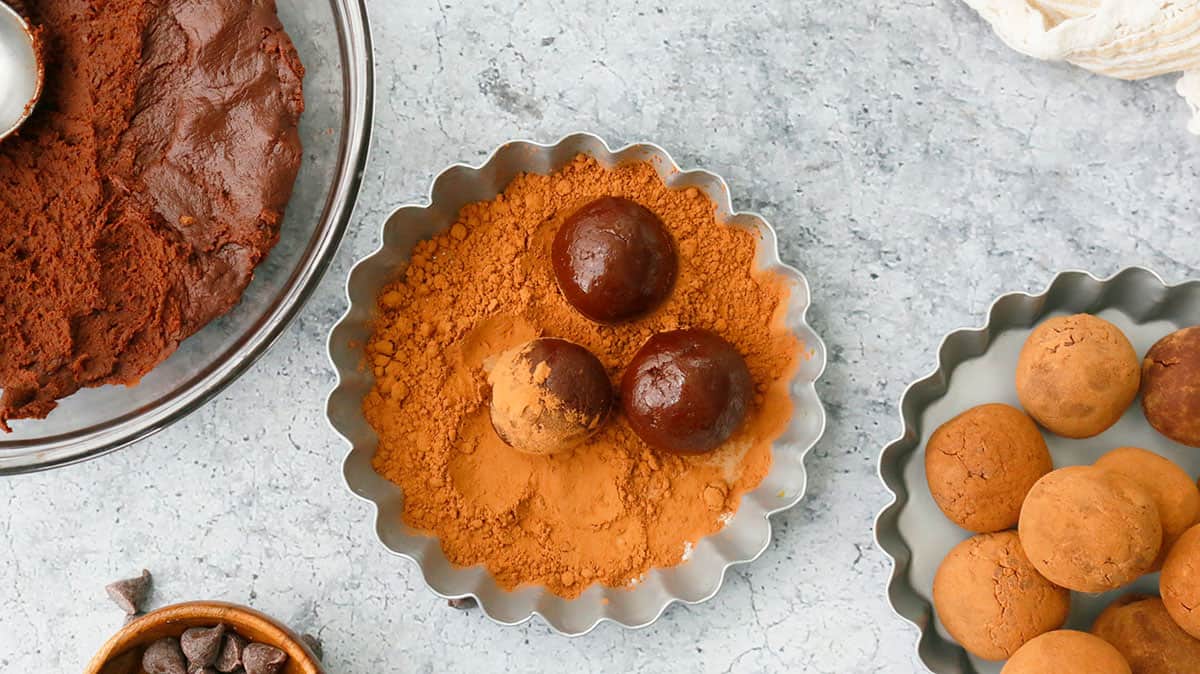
963, 0, 1200, 133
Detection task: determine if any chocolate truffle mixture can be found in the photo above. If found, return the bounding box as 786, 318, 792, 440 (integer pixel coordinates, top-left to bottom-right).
0, 0, 305, 430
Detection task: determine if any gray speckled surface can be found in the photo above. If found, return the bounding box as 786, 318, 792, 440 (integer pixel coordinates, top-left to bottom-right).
2, 1, 1197, 672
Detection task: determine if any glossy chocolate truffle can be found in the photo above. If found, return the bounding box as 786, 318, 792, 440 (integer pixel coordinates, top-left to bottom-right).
1162, 524, 1200, 641
1142, 326, 1200, 447
1092, 594, 1200, 674
1095, 446, 1200, 570
925, 403, 1053, 533
488, 338, 613, 455
1001, 631, 1132, 674
933, 531, 1070, 661
1015, 314, 1140, 439
1018, 466, 1161, 593
552, 196, 677, 323
621, 329, 752, 454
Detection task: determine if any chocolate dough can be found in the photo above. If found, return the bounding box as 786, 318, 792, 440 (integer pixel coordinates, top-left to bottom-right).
0, 0, 304, 430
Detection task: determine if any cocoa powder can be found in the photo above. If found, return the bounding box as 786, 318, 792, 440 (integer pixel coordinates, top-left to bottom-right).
363, 155, 800, 598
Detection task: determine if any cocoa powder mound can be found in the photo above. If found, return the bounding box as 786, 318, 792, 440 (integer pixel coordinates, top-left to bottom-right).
363, 155, 800, 598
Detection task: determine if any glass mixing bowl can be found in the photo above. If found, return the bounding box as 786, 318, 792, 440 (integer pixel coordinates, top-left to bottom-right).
0, 0, 373, 474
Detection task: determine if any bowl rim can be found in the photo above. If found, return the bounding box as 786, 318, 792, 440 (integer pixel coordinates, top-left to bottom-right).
84, 600, 323, 674
0, 3, 45, 142
873, 265, 1191, 671
0, 0, 375, 474
326, 131, 828, 635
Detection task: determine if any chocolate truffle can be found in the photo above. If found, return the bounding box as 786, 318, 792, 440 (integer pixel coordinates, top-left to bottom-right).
1142, 326, 1200, 447
1092, 594, 1200, 674
621, 329, 752, 454
1095, 446, 1200, 569
1001, 630, 1132, 674
1015, 314, 1140, 438
925, 403, 1053, 533
551, 196, 677, 323
933, 531, 1070, 660
1019, 465, 1161, 593
487, 338, 613, 455
1162, 524, 1200, 640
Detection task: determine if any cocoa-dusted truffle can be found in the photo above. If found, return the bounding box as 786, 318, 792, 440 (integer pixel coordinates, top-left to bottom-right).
551, 196, 677, 323
1095, 446, 1200, 569
487, 338, 613, 455
1092, 594, 1200, 674
1019, 465, 1161, 593
621, 329, 752, 454
933, 531, 1070, 660
1001, 630, 1131, 674
1162, 524, 1200, 640
1015, 314, 1140, 438
1142, 326, 1200, 447
925, 403, 1052, 533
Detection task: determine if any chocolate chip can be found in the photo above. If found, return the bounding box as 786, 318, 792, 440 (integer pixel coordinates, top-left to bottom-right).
447, 597, 476, 610
242, 643, 288, 674
105, 569, 152, 615
180, 624, 226, 667
215, 632, 247, 672
299, 633, 322, 661
142, 637, 187, 674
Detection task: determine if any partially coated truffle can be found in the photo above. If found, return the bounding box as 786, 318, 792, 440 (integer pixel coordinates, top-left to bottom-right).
1142, 326, 1200, 447
1162, 524, 1200, 640
551, 196, 677, 323
1015, 314, 1139, 438
1095, 446, 1200, 569
925, 403, 1052, 533
487, 338, 613, 455
1001, 630, 1131, 674
1092, 594, 1200, 674
621, 329, 752, 454
933, 531, 1070, 660
1018, 465, 1161, 593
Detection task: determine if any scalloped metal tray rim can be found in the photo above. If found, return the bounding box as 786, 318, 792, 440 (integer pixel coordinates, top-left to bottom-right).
326, 132, 828, 636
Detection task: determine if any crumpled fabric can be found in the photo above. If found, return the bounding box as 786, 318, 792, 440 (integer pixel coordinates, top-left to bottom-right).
964, 0, 1200, 134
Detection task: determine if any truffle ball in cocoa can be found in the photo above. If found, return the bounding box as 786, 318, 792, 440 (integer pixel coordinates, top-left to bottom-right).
621, 329, 753, 454
933, 531, 1070, 660
1162, 524, 1200, 641
1015, 314, 1139, 438
1092, 594, 1200, 674
925, 403, 1052, 533
1142, 326, 1200, 447
488, 338, 613, 455
552, 196, 677, 323
1018, 465, 1161, 593
1095, 446, 1200, 570
1001, 631, 1132, 674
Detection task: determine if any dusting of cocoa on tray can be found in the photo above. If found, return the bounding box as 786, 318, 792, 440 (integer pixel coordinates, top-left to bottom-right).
363, 155, 800, 598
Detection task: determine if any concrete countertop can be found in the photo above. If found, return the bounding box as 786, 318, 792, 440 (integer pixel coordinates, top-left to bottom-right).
3, 1, 1196, 671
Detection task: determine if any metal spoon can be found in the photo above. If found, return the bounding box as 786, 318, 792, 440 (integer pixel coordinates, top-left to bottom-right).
0, 1, 42, 141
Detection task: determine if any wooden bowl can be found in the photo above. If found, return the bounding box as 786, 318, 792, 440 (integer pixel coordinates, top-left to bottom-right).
84, 601, 323, 674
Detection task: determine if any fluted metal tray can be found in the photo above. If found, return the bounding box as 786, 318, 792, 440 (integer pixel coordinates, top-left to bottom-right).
877, 267, 1200, 673
326, 133, 827, 635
